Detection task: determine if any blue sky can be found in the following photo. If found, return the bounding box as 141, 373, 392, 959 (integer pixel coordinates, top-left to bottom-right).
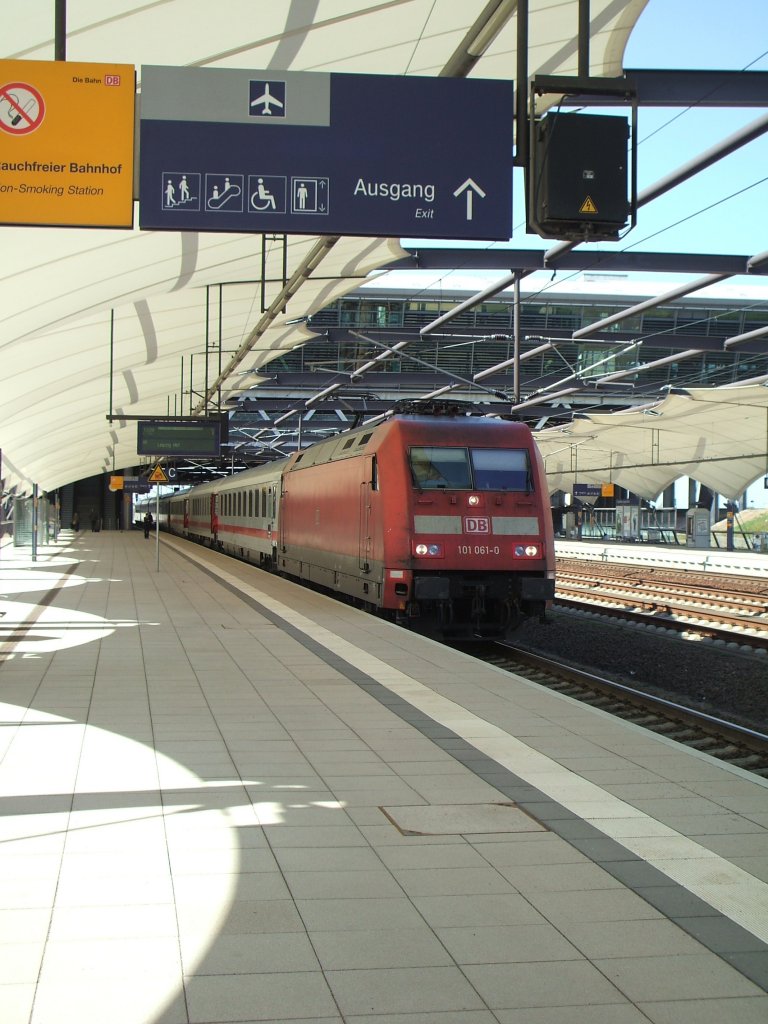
511, 0, 768, 262
626, 1, 768, 510
618, 0, 768, 260
402, 0, 768, 266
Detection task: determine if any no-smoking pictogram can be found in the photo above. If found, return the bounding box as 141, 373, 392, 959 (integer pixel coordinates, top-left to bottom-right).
0, 82, 45, 135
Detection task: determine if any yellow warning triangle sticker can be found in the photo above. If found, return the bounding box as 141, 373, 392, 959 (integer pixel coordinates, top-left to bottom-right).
580, 196, 598, 214
148, 464, 168, 483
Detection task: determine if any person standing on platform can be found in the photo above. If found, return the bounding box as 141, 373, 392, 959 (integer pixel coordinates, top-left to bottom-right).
143, 511, 153, 539
89, 508, 99, 532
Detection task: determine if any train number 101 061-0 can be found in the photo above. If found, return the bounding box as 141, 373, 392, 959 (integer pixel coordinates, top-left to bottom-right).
458, 544, 501, 556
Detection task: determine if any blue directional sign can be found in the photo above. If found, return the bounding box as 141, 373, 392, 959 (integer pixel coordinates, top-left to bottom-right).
139, 66, 514, 240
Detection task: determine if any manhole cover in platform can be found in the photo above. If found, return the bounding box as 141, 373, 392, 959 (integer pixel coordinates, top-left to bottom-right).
380, 803, 547, 836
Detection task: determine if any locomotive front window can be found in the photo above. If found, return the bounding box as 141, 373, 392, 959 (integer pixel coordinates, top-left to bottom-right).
409, 447, 471, 489
470, 448, 531, 491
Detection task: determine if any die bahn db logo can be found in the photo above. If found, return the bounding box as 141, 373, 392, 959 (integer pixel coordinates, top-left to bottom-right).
464, 516, 490, 533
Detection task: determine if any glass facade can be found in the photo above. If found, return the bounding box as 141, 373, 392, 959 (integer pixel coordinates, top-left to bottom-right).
273, 292, 768, 392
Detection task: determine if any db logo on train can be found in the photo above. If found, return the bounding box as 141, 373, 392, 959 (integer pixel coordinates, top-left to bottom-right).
464, 516, 490, 533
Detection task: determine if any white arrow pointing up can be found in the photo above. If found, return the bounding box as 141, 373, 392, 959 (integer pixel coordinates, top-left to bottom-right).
453, 178, 487, 220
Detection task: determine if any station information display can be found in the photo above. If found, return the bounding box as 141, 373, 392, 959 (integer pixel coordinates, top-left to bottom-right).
137, 419, 224, 458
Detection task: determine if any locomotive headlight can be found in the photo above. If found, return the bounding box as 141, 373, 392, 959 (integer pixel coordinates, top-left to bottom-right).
514, 543, 540, 557
468, 495, 480, 506
414, 542, 443, 557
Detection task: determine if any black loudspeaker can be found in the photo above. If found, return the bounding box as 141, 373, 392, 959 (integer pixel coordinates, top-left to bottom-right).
528, 111, 630, 241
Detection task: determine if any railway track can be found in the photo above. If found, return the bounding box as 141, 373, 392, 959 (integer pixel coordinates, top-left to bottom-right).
555, 558, 768, 650
480, 641, 768, 778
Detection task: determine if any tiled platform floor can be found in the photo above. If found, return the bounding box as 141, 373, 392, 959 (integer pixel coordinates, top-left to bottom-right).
1, 529, 767, 1023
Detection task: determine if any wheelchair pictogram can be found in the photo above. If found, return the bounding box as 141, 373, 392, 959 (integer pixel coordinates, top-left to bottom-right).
248, 175, 286, 214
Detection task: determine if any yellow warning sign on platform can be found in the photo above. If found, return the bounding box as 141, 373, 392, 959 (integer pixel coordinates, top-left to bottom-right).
579, 196, 598, 214
148, 465, 168, 484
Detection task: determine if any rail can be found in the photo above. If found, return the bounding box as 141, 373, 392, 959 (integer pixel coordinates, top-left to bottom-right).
488, 643, 768, 775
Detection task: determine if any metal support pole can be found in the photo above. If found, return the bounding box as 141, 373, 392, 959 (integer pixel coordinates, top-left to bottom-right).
260, 236, 268, 313
726, 503, 735, 551
55, 0, 66, 61
578, 0, 590, 77
515, 0, 529, 169
108, 309, 114, 420
204, 287, 210, 414
155, 487, 160, 571
218, 284, 223, 412
32, 484, 38, 562
513, 273, 521, 403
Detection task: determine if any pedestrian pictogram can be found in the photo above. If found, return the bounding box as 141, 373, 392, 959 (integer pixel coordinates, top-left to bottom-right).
0, 81, 45, 135
579, 196, 598, 214
148, 464, 168, 484
162, 171, 201, 211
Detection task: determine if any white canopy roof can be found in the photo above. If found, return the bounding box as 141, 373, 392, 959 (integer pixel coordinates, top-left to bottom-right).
536, 383, 768, 501
0, 0, 653, 495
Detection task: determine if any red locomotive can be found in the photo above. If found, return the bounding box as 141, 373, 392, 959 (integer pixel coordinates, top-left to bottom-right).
164, 404, 555, 640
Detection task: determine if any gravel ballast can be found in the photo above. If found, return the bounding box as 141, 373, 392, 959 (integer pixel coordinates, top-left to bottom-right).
513, 606, 768, 733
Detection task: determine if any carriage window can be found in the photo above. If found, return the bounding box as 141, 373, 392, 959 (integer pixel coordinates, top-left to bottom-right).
470, 448, 530, 491
409, 447, 471, 489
